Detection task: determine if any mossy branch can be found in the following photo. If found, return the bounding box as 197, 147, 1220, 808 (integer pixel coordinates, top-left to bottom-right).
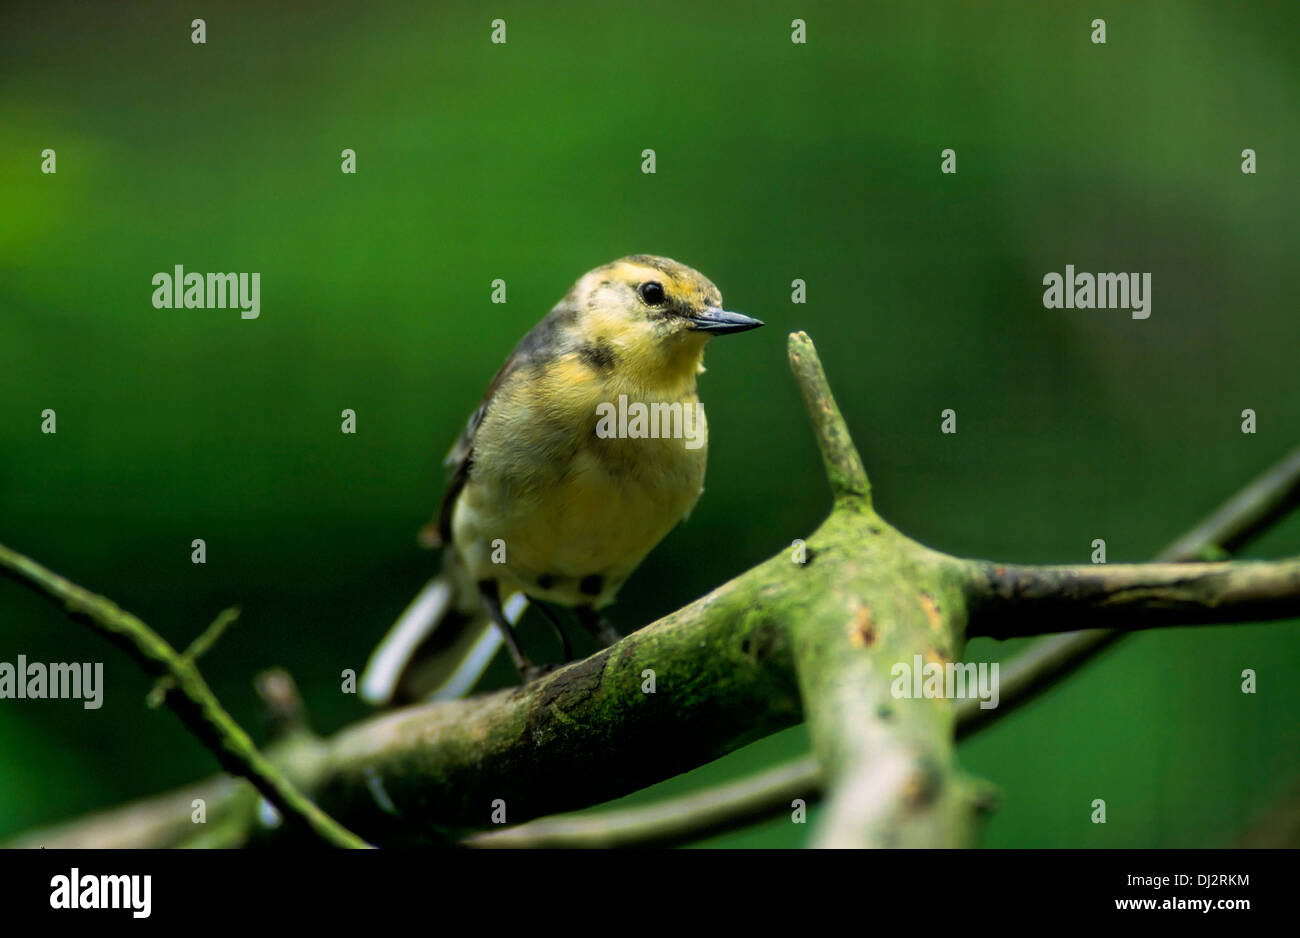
5, 337, 1298, 849
788, 331, 871, 504
0, 545, 370, 849
470, 445, 1300, 847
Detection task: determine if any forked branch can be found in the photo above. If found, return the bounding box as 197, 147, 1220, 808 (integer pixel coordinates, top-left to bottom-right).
4, 336, 1297, 850
0, 545, 369, 849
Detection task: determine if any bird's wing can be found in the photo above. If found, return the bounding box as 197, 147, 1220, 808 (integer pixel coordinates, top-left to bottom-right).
417, 355, 522, 548
417, 310, 574, 548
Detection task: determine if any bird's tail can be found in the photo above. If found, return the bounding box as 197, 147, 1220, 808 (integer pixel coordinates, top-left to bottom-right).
361, 560, 526, 706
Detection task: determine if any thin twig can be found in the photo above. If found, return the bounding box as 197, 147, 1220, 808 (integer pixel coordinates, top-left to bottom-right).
466, 756, 821, 848
1162, 446, 1300, 559
147, 606, 241, 708
788, 331, 871, 503
255, 667, 311, 740
0, 543, 370, 849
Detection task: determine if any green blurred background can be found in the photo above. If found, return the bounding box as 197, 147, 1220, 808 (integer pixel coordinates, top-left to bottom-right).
2, 0, 1297, 847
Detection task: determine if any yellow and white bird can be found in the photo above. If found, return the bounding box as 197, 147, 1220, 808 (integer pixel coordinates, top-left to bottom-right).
361, 255, 763, 704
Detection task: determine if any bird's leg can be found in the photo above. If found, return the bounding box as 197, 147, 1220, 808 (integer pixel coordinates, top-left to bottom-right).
478, 580, 549, 682
530, 599, 574, 661
575, 605, 622, 648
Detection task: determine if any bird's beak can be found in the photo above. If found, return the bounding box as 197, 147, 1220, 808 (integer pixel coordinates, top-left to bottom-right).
688, 307, 765, 335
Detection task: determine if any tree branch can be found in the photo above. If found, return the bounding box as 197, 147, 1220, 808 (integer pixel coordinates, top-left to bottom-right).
465, 756, 821, 848
967, 558, 1300, 639
1161, 446, 1300, 559
782, 333, 987, 847
147, 606, 241, 708
5, 340, 1297, 850
0, 544, 370, 849
788, 330, 871, 504
957, 444, 1300, 734
471, 447, 1300, 847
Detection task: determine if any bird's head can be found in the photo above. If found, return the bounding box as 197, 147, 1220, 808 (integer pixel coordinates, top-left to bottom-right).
563, 255, 763, 386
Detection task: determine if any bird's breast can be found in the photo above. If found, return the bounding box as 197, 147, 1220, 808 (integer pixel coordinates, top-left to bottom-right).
452, 356, 708, 605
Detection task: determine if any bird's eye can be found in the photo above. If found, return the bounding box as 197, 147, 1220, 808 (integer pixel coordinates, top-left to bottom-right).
638, 281, 666, 305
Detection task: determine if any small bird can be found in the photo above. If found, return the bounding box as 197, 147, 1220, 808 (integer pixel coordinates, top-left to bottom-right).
361, 255, 763, 704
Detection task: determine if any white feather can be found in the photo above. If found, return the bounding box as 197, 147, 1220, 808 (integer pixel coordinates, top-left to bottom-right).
361, 578, 454, 705
428, 592, 527, 700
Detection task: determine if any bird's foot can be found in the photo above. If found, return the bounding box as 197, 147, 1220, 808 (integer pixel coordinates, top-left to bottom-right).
576, 606, 622, 648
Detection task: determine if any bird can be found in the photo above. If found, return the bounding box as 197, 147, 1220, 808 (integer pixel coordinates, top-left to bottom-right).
361, 255, 763, 705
